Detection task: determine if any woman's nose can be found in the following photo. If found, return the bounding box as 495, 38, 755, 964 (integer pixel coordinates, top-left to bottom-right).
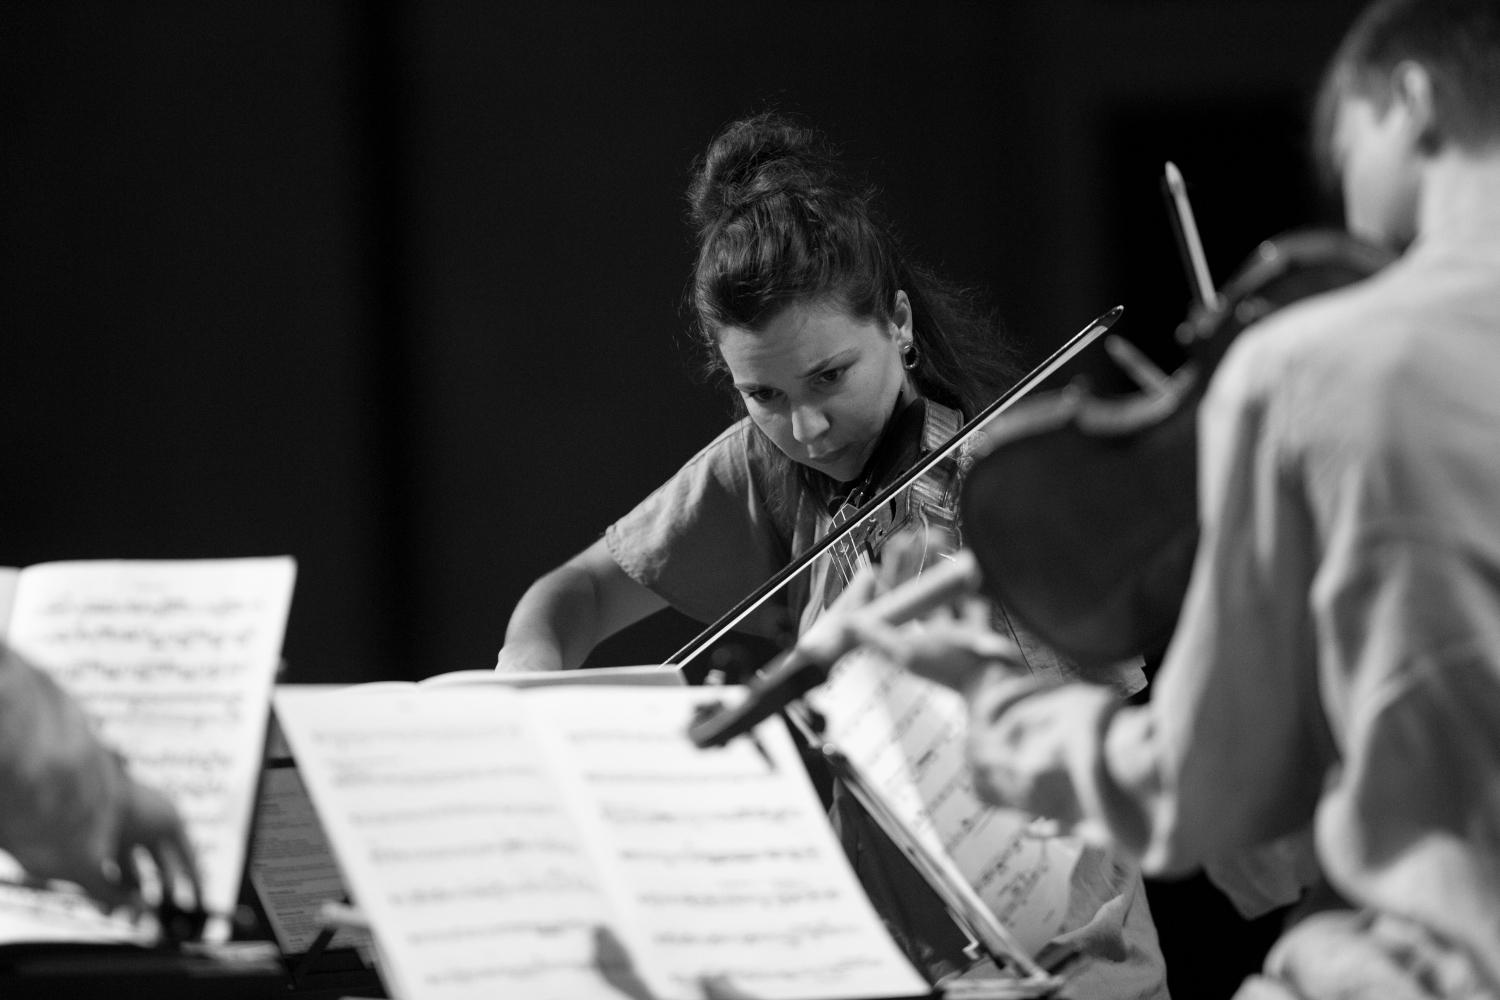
791, 402, 829, 443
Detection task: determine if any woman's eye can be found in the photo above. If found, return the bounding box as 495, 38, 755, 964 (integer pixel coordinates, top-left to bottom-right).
744, 387, 778, 404
814, 367, 845, 387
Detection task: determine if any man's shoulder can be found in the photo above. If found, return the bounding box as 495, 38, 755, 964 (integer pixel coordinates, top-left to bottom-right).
1223, 254, 1441, 391
1243, 272, 1390, 354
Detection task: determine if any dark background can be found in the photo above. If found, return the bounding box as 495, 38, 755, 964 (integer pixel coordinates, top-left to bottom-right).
1, 0, 1368, 685
1, 2, 1370, 995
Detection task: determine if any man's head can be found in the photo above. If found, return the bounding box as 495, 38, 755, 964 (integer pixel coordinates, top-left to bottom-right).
1314, 0, 1500, 248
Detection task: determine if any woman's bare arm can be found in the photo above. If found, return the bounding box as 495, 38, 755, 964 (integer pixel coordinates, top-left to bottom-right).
497, 537, 667, 672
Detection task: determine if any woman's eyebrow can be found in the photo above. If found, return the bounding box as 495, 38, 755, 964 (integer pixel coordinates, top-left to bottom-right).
798, 349, 857, 379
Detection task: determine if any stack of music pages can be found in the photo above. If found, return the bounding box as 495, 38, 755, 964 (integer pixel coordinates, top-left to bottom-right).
274, 672, 937, 1000
273, 646, 1082, 1000
0, 557, 295, 953
0, 555, 1076, 999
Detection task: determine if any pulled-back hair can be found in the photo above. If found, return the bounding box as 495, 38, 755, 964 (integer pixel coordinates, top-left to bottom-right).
686, 112, 1022, 420
1313, 0, 1500, 186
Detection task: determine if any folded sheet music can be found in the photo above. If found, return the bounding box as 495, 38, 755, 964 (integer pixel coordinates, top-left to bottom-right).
0, 556, 296, 946
806, 649, 1084, 955
274, 682, 930, 1000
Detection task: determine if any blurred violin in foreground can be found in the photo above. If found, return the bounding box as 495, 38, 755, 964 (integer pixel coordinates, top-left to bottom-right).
690, 166, 1396, 749
962, 225, 1395, 668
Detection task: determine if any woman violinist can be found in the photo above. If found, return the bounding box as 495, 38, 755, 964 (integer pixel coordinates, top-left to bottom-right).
496, 111, 1168, 998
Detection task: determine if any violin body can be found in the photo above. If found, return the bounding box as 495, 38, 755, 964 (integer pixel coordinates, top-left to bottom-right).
962, 375, 1200, 666
960, 229, 1396, 667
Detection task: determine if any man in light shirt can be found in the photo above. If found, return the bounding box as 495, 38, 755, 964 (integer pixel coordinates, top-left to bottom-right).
831, 0, 1500, 995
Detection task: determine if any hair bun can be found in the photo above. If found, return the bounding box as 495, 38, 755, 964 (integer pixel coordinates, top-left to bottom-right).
687, 112, 835, 232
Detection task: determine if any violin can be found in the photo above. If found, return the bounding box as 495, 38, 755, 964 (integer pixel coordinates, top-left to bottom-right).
668, 304, 1124, 682
689, 228, 1394, 748
959, 228, 1396, 668
821, 396, 963, 605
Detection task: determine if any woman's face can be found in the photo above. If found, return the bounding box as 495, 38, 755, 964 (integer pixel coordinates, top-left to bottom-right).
717, 293, 913, 484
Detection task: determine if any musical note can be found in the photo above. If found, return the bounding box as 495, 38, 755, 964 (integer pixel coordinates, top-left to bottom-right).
650, 919, 862, 948
390, 871, 599, 907
369, 836, 581, 865
637, 886, 841, 909
604, 804, 803, 825
407, 916, 596, 946
617, 845, 824, 865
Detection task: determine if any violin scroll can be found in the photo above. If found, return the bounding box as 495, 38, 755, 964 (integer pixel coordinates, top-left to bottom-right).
1177, 229, 1398, 374
960, 228, 1396, 668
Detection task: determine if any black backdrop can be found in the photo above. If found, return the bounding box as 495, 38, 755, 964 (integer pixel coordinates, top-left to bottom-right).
0, 2, 1372, 995
1, 0, 1367, 682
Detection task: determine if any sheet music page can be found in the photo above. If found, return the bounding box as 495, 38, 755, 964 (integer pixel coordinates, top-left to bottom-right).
1, 556, 295, 942
806, 649, 1081, 953
527, 685, 929, 1000
248, 765, 374, 959
273, 685, 628, 1000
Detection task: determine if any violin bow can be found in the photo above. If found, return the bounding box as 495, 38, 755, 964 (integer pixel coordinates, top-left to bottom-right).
1095, 163, 1217, 398
665, 304, 1124, 678
1162, 161, 1219, 311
